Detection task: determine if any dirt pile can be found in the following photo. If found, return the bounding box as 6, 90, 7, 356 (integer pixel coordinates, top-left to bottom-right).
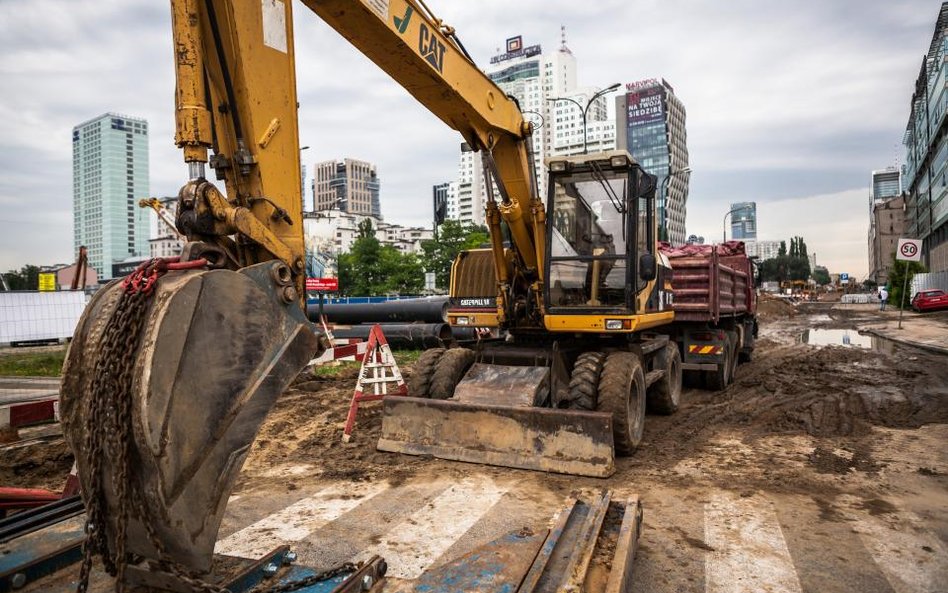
0, 437, 73, 491
757, 294, 797, 320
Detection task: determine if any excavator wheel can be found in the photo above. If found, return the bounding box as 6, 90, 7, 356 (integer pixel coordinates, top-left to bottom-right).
597, 352, 646, 455
647, 343, 681, 415
565, 351, 605, 410
428, 348, 476, 399
408, 347, 446, 398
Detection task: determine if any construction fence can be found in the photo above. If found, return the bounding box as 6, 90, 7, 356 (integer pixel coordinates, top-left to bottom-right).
0, 291, 88, 346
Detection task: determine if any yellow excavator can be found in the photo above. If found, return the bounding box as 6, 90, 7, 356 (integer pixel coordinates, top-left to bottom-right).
57, 0, 668, 588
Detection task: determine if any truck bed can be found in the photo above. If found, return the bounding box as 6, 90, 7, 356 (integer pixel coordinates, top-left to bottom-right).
661, 241, 757, 323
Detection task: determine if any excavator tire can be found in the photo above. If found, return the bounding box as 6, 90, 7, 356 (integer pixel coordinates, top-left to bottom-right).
597, 352, 646, 456
408, 347, 446, 398
428, 348, 476, 400
565, 351, 605, 410
647, 343, 681, 415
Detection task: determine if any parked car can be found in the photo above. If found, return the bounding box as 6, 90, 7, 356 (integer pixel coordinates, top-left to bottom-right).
911, 289, 948, 312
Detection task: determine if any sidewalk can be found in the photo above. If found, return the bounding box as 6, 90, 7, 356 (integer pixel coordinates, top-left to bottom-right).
847, 305, 948, 355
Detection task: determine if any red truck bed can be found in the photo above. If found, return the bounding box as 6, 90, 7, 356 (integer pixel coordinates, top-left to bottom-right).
660, 241, 757, 324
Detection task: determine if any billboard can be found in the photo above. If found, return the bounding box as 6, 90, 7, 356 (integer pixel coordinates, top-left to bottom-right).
626, 85, 665, 126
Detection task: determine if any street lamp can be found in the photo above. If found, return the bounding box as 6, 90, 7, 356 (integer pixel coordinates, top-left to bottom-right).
548, 83, 621, 155
299, 145, 310, 212
722, 206, 744, 243
659, 167, 691, 242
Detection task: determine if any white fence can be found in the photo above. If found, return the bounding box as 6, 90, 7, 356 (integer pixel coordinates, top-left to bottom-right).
841, 294, 874, 304
0, 291, 88, 345
911, 271, 948, 295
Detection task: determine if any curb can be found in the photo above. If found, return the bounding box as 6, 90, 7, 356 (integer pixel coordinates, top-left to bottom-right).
861, 328, 948, 357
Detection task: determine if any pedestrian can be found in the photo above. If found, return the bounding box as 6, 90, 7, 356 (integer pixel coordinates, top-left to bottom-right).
879, 286, 889, 311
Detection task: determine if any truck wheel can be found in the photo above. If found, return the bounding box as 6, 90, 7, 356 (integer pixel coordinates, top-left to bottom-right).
408, 347, 446, 397
705, 346, 731, 391
648, 343, 681, 415
428, 348, 476, 400
597, 352, 646, 455
728, 335, 739, 379
565, 352, 605, 409
738, 348, 753, 363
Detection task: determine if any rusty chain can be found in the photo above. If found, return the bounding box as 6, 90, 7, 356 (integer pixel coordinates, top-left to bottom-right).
75, 257, 363, 593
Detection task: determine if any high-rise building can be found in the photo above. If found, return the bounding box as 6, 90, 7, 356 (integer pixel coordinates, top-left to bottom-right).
72, 113, 150, 279
729, 202, 757, 240
449, 33, 587, 225
312, 158, 381, 218
744, 240, 781, 262
868, 195, 906, 286
616, 79, 690, 245
871, 167, 901, 204
902, 2, 948, 273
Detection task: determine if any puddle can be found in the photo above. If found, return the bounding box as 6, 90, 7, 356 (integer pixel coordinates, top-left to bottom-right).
801, 329, 894, 353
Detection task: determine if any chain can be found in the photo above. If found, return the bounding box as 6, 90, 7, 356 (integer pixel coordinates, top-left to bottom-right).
75, 256, 362, 593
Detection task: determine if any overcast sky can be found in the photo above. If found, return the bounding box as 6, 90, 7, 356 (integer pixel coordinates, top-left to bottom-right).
0, 0, 939, 278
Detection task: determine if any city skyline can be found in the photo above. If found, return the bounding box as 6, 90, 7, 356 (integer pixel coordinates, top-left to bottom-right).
0, 0, 936, 278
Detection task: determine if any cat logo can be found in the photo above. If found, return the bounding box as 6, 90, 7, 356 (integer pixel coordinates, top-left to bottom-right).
418, 22, 445, 73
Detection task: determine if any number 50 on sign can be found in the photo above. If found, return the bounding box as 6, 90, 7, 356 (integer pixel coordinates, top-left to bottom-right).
896, 238, 922, 262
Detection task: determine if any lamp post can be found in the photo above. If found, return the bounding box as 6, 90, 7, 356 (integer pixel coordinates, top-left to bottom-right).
299, 145, 310, 212
659, 167, 691, 242
548, 83, 621, 155
722, 206, 744, 243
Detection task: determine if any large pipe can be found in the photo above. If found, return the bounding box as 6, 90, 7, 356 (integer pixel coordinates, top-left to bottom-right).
307, 297, 449, 324
331, 323, 453, 350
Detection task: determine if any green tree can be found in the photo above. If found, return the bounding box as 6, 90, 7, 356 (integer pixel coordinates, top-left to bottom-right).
887, 256, 926, 310
1, 265, 41, 290
812, 265, 830, 286
421, 220, 490, 289
778, 241, 787, 257
337, 220, 424, 296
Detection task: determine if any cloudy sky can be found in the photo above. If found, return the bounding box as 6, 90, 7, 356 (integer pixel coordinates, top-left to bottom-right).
0, 0, 939, 278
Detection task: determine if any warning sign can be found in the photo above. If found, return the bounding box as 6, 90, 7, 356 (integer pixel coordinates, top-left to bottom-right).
306, 277, 339, 292
896, 238, 921, 262
38, 273, 56, 291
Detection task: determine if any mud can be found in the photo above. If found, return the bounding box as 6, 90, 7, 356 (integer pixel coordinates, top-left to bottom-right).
0, 437, 73, 492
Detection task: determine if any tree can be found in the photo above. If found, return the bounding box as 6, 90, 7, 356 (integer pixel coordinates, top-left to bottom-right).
2, 265, 41, 290
421, 220, 490, 289
778, 241, 787, 257
336, 220, 424, 296
887, 256, 926, 310
811, 266, 830, 286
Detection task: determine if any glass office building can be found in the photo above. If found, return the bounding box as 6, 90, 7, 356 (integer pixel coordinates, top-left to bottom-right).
72, 113, 150, 279
729, 202, 757, 240
616, 79, 690, 245
902, 2, 948, 273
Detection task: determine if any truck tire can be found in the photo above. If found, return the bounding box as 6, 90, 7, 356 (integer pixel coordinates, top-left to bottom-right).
408, 347, 446, 397
597, 352, 646, 456
727, 334, 739, 379
648, 343, 681, 415
428, 348, 476, 400
738, 348, 753, 363
705, 344, 731, 391
565, 351, 605, 410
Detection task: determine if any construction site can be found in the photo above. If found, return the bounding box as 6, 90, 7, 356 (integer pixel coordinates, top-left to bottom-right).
1, 1, 947, 592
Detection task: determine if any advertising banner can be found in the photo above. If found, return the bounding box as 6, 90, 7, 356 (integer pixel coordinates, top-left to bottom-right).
626, 86, 664, 126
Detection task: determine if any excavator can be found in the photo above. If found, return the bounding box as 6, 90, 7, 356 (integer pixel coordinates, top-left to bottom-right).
46, 0, 669, 591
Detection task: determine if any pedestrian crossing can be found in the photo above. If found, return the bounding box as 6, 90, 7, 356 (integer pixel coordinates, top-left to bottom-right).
216, 475, 948, 592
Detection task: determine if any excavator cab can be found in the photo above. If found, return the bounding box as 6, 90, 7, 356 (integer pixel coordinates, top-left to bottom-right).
546, 151, 658, 312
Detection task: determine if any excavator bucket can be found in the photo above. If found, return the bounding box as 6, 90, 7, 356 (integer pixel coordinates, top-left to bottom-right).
60, 261, 319, 573
378, 364, 616, 478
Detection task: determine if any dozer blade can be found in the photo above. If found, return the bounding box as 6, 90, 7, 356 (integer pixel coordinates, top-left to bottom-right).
378, 397, 616, 477
60, 261, 319, 573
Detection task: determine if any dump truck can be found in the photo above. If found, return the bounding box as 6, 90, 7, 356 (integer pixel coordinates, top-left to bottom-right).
658, 241, 758, 390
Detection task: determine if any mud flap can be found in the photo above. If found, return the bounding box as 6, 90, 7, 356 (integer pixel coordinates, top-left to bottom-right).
378, 397, 616, 478
60, 262, 319, 573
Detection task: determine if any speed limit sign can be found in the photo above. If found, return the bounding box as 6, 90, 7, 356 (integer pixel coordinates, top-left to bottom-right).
896, 238, 921, 262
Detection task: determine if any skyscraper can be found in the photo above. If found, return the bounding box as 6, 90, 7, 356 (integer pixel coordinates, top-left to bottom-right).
729, 202, 757, 240
450, 33, 583, 225
871, 167, 901, 204
616, 79, 690, 245
72, 113, 150, 279
902, 2, 948, 273
312, 158, 381, 218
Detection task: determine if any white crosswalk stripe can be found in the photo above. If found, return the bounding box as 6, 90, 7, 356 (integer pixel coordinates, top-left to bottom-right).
215, 481, 389, 559
704, 492, 803, 593
840, 495, 948, 593
352, 476, 509, 579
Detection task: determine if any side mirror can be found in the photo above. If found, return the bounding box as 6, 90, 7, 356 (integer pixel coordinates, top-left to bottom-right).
639, 253, 657, 281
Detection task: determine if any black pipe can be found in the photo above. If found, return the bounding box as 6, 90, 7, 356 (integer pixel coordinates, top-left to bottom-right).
330, 323, 452, 350
307, 297, 449, 325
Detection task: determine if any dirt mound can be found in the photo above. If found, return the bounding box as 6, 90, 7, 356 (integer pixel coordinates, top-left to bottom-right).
240, 363, 427, 490
757, 294, 797, 320
0, 438, 73, 491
